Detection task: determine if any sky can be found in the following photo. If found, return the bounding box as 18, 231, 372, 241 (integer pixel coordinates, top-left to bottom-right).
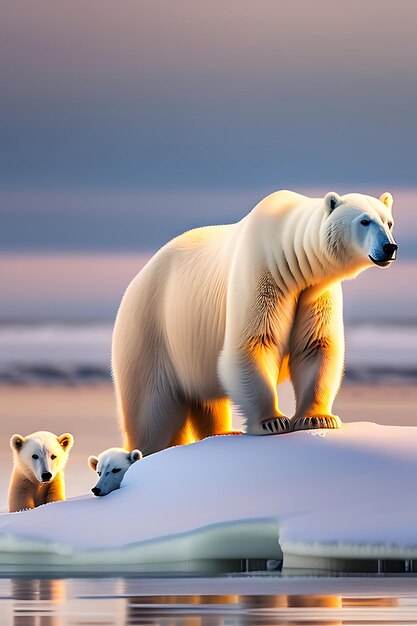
0, 0, 416, 323
1, 0, 417, 252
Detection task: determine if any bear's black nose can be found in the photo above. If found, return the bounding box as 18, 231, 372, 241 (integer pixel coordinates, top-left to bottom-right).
383, 243, 398, 259
91, 487, 101, 496
41, 472, 52, 482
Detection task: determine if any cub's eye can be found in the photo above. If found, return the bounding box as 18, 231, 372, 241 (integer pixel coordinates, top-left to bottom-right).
51, 454, 56, 460
360, 218, 371, 226
388, 221, 393, 230
112, 468, 122, 473
32, 454, 39, 460
97, 471, 102, 476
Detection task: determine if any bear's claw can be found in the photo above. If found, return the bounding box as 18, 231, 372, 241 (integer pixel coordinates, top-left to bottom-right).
260, 417, 291, 434
292, 415, 341, 431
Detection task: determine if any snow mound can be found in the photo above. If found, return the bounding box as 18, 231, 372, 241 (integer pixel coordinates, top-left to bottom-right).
0, 422, 416, 573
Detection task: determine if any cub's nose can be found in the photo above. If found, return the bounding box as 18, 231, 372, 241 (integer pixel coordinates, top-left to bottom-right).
41, 472, 52, 482
91, 487, 101, 496
383, 243, 398, 259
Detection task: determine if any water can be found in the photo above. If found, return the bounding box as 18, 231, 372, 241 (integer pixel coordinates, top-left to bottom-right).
2, 322, 417, 384
2, 576, 417, 625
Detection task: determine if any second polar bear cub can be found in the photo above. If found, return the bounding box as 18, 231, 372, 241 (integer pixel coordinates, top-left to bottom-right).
9, 431, 74, 512
88, 448, 142, 496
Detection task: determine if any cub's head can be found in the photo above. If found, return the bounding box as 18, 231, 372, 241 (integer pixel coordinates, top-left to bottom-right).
88, 447, 142, 497
322, 191, 397, 274
10, 431, 74, 484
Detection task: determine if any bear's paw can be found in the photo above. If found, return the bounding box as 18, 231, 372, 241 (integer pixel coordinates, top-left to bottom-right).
292, 415, 341, 431
259, 417, 291, 435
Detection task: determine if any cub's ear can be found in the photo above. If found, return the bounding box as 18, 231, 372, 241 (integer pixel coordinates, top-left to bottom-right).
88, 455, 99, 471
324, 192, 342, 214
129, 449, 143, 463
380, 192, 393, 210
10, 434, 26, 451
57, 433, 74, 452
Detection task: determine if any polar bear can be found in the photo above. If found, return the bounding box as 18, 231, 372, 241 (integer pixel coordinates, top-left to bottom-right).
8, 431, 74, 512
88, 447, 142, 496
112, 190, 397, 454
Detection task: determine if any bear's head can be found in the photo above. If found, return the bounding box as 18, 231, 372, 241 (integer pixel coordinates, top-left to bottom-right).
10, 431, 74, 484
88, 447, 142, 497
321, 191, 397, 275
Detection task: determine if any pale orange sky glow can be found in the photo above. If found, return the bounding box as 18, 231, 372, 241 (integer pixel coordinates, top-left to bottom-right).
1, 253, 148, 320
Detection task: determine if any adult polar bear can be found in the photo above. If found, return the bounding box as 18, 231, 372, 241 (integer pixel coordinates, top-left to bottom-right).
112, 190, 397, 454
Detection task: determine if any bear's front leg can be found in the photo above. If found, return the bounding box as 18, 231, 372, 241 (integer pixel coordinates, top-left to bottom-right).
8, 476, 36, 512
44, 473, 65, 505
289, 285, 344, 431
218, 343, 291, 435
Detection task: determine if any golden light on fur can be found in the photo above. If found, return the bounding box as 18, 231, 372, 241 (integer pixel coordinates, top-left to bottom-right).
112, 190, 396, 453
8, 430, 74, 512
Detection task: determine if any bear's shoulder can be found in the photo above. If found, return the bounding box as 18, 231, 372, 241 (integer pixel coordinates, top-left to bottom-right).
168, 224, 233, 251
252, 189, 311, 218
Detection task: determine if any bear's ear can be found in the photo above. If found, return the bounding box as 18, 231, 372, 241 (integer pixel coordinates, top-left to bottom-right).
10, 434, 26, 451
88, 455, 98, 471
324, 192, 342, 215
380, 192, 393, 210
129, 449, 143, 463
57, 433, 74, 452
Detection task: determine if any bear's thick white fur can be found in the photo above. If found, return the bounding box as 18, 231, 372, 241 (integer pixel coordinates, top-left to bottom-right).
112, 190, 396, 453
88, 447, 142, 497
8, 431, 74, 512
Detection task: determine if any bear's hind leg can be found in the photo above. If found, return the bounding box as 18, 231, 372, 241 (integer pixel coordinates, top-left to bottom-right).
188, 398, 242, 440
122, 392, 189, 456
169, 420, 196, 447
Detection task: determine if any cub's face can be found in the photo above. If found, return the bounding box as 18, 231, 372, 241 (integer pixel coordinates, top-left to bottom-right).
322, 191, 397, 272
88, 447, 142, 497
10, 431, 74, 484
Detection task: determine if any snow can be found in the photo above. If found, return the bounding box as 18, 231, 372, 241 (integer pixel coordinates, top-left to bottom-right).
0, 422, 416, 572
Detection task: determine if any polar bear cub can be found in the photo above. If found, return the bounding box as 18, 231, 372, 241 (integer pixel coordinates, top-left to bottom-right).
88, 447, 142, 496
8, 431, 74, 512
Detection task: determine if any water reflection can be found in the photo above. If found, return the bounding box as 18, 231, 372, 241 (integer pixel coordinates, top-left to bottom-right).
125, 593, 400, 626
5, 578, 416, 626
12, 579, 66, 626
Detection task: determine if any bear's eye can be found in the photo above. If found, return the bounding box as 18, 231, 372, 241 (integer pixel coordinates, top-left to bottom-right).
360, 218, 371, 226
388, 221, 393, 230
51, 454, 56, 460
112, 468, 122, 473
32, 454, 39, 460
